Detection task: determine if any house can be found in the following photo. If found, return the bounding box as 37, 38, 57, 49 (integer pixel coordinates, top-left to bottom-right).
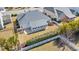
44, 7, 56, 18
0, 12, 12, 29
44, 7, 76, 21
0, 7, 6, 12
17, 10, 51, 34
54, 7, 76, 19
7, 7, 44, 15
69, 7, 79, 16
26, 7, 44, 12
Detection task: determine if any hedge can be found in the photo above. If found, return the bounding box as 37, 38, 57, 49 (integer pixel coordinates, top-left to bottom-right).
25, 33, 58, 46
11, 14, 17, 17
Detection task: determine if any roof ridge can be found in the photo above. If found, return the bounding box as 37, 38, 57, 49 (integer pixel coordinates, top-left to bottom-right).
18, 13, 26, 21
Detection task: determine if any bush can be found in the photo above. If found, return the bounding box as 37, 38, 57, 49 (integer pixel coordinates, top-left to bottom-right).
26, 33, 58, 46
11, 14, 17, 17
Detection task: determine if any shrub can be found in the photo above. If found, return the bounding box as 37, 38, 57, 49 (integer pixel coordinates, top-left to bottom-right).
11, 14, 17, 17
26, 33, 58, 46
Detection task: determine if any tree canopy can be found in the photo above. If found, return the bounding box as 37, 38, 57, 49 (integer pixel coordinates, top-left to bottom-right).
58, 17, 79, 34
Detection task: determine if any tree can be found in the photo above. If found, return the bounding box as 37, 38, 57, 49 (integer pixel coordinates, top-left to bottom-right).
0, 34, 20, 51
0, 38, 6, 50
59, 17, 79, 36
56, 17, 79, 50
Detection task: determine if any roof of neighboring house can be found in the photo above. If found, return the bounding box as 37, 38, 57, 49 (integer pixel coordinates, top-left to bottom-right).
44, 7, 76, 19
69, 7, 79, 13
0, 7, 6, 12
17, 10, 51, 29
44, 7, 54, 12
54, 7, 76, 18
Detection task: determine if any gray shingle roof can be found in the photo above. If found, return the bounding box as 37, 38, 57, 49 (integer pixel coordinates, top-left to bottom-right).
17, 10, 51, 29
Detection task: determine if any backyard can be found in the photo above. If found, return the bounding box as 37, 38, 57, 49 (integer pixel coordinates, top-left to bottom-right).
1, 15, 79, 51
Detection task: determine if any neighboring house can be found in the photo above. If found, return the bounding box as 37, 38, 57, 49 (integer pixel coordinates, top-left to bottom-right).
0, 13, 4, 29
55, 7, 76, 19
69, 7, 79, 16
26, 7, 44, 12
0, 7, 6, 12
17, 10, 51, 34
0, 12, 11, 29
44, 7, 56, 18
7, 7, 44, 15
44, 7, 76, 21
2, 12, 12, 25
